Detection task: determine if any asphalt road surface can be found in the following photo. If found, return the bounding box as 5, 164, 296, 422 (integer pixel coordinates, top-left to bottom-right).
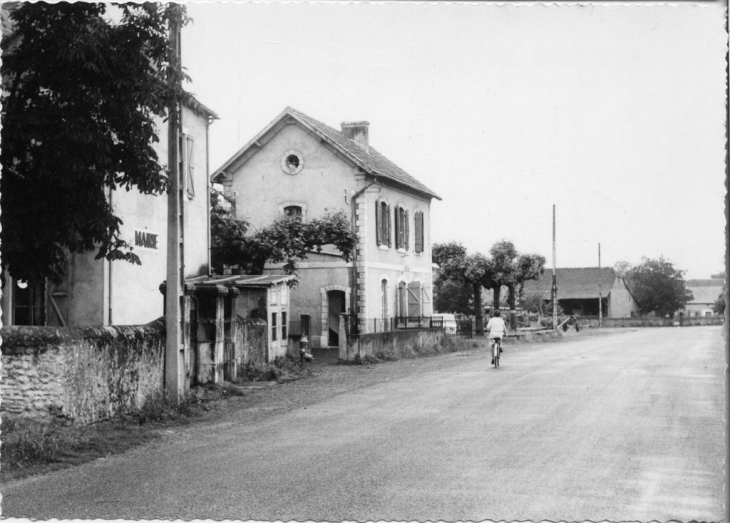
2, 326, 724, 521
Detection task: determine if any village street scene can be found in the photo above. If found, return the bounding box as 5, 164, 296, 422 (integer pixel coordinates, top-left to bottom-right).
0, 2, 726, 522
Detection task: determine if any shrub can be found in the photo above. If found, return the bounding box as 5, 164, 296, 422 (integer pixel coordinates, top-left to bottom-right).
1, 418, 89, 470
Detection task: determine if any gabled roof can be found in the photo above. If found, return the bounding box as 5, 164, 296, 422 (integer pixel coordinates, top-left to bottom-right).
686, 279, 724, 304
184, 93, 219, 120
523, 267, 619, 300
212, 106, 441, 200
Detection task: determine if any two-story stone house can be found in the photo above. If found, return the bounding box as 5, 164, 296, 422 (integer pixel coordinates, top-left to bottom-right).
213, 107, 441, 348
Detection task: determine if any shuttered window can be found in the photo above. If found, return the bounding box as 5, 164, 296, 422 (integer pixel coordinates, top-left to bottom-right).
376, 201, 391, 247
414, 211, 424, 253
395, 206, 409, 250
186, 135, 195, 199
407, 281, 422, 318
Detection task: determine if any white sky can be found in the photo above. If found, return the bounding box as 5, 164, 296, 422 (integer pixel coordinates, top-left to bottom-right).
181, 1, 727, 279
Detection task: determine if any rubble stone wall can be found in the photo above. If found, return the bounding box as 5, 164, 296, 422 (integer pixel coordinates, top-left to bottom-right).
1, 319, 165, 424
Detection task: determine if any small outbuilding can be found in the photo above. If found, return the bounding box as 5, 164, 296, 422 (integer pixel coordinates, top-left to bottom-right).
193, 274, 295, 362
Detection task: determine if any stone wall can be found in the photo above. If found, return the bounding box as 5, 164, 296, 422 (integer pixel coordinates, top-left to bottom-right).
579, 316, 724, 328
340, 328, 445, 362
1, 320, 165, 424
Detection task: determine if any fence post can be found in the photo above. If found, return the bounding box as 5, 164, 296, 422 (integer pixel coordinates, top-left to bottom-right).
338, 314, 348, 361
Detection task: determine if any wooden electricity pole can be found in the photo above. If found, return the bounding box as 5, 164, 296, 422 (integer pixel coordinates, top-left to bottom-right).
165, 4, 184, 403
552, 205, 558, 330
598, 243, 603, 327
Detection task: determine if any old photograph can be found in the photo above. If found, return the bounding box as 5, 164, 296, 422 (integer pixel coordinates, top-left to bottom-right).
0, 1, 726, 521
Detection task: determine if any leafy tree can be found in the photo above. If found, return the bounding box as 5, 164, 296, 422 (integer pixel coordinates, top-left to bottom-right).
488, 240, 546, 329
626, 257, 693, 316
432, 241, 468, 267
1, 2, 188, 284
711, 271, 726, 315
433, 279, 473, 316
210, 194, 357, 280
713, 293, 726, 315
433, 241, 495, 333
613, 261, 632, 278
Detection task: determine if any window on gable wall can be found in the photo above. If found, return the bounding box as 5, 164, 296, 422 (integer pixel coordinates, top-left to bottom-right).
395, 206, 409, 250
414, 211, 424, 253
375, 200, 391, 247
284, 205, 303, 220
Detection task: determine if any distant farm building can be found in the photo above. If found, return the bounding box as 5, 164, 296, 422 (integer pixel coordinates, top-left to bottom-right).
522, 267, 639, 318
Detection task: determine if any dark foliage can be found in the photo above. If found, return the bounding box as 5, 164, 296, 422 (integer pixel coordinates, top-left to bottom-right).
210, 193, 358, 279
1, 2, 189, 284
626, 257, 693, 316
433, 278, 473, 316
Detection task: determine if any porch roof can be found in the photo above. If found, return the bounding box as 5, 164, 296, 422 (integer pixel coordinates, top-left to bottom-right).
191, 274, 296, 288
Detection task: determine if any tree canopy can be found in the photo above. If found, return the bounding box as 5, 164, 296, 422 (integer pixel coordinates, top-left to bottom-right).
1, 2, 187, 284
433, 239, 545, 331
626, 257, 693, 316
210, 194, 358, 280
487, 240, 545, 328
433, 241, 494, 332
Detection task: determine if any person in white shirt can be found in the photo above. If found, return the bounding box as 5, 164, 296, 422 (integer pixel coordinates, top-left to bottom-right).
486, 310, 507, 364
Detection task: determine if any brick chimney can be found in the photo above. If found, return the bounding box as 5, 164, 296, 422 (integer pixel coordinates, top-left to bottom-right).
341, 121, 370, 150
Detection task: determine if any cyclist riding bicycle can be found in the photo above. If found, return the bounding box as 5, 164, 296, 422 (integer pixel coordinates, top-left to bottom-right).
486, 310, 506, 364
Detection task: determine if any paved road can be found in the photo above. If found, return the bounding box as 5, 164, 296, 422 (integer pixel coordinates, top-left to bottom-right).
2, 327, 724, 521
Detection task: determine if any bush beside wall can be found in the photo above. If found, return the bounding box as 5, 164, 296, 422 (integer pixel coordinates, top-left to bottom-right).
1, 320, 165, 424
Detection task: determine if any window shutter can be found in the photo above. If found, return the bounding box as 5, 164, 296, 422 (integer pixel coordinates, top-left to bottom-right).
385, 205, 393, 247
407, 281, 421, 318
186, 135, 195, 199
403, 211, 411, 250
415, 212, 424, 253
375, 201, 381, 246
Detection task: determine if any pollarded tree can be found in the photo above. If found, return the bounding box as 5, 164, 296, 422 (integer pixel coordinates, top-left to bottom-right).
488, 240, 546, 329
433, 242, 495, 334
1, 2, 188, 284
626, 256, 693, 316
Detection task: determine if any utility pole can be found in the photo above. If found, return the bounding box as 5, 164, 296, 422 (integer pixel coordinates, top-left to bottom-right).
165, 4, 183, 403
552, 205, 558, 330
598, 243, 603, 327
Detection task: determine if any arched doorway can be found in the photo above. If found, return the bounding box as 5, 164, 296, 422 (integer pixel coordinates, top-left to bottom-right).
327, 290, 346, 347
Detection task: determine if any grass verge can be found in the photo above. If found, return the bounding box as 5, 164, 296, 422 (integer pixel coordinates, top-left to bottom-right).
1, 355, 315, 483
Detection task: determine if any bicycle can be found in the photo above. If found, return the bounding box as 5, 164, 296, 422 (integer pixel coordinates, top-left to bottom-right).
492, 337, 501, 368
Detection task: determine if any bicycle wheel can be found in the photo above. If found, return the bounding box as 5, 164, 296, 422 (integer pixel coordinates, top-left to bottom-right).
493, 342, 499, 368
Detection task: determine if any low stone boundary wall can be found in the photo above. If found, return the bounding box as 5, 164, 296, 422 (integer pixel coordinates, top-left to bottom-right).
579, 316, 723, 328
340, 329, 446, 362
1, 319, 165, 424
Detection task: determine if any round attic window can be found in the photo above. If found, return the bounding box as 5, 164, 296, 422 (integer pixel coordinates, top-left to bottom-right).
281, 150, 304, 175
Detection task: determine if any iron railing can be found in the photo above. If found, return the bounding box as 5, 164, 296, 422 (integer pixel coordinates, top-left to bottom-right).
345, 315, 446, 334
